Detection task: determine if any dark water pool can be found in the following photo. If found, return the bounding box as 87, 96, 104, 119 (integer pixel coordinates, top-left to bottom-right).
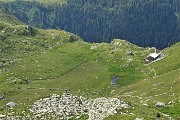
111, 76, 121, 86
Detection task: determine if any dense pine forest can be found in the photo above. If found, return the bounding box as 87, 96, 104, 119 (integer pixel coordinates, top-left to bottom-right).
1, 0, 180, 49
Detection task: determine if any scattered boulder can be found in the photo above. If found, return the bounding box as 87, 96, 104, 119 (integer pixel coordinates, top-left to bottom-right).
90, 46, 97, 50
135, 118, 144, 120
168, 101, 173, 105
68, 35, 78, 43
113, 41, 122, 46
0, 95, 4, 100
155, 101, 165, 107
142, 103, 148, 106
0, 115, 6, 118
0, 34, 6, 41
6, 101, 17, 108
126, 51, 134, 56
25, 25, 37, 36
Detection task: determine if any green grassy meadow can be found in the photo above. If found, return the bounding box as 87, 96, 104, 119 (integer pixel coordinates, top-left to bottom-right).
0, 8, 180, 120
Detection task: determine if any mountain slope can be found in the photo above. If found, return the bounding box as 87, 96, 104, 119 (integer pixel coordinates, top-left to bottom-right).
0, 8, 180, 120
0, 10, 147, 119
0, 0, 180, 49
105, 43, 180, 119
0, 8, 22, 24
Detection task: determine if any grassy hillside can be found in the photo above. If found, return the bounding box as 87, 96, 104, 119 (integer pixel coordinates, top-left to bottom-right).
0, 9, 22, 24
0, 8, 180, 120
106, 43, 180, 119
150, 43, 180, 76
0, 22, 150, 119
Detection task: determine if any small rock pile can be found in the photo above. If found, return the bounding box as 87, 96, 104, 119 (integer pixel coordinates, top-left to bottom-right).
30, 92, 129, 120
155, 101, 165, 107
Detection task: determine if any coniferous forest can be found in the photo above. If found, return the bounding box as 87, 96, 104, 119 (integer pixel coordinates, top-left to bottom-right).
1, 0, 180, 49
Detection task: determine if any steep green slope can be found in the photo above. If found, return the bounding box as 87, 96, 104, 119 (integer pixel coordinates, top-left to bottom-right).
116, 64, 180, 119
0, 8, 22, 24
107, 43, 180, 119
150, 42, 180, 75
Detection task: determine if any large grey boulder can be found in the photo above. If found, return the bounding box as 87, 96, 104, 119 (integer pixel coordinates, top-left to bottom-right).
6, 101, 17, 108
135, 118, 144, 120
0, 34, 6, 41
155, 101, 165, 107
0, 115, 6, 119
